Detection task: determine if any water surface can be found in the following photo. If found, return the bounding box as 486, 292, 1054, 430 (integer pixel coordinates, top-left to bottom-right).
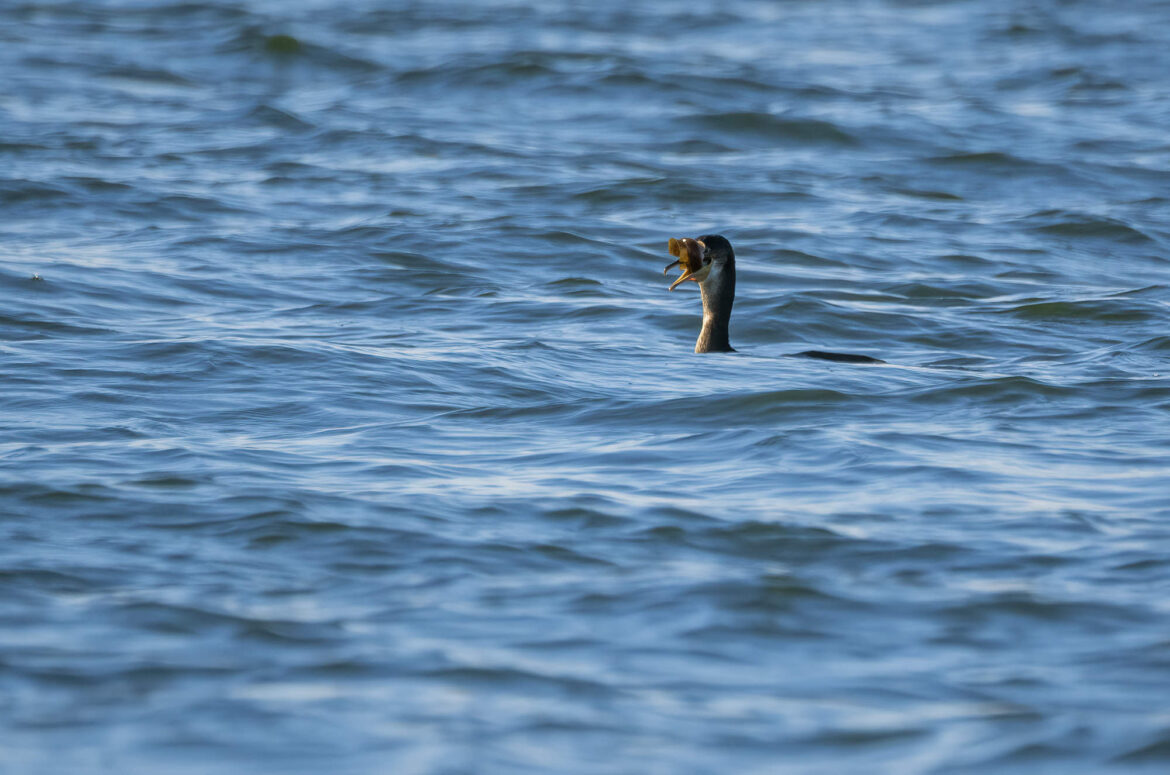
3, 1, 1170, 772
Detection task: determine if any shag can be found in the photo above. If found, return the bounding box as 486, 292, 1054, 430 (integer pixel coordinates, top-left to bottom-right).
664, 234, 883, 362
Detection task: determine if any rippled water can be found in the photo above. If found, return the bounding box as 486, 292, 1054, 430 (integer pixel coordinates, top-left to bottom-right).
3, 1, 1170, 772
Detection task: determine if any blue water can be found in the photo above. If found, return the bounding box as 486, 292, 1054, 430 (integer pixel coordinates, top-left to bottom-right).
3, 1, 1170, 772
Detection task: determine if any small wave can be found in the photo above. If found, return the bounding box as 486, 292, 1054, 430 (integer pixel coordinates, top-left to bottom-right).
22, 484, 119, 506
929, 151, 1024, 166
908, 375, 1077, 404
0, 179, 72, 205
60, 176, 134, 194
421, 665, 613, 696
154, 193, 257, 218
1114, 729, 1170, 762
249, 104, 314, 130
892, 186, 964, 201
995, 297, 1159, 322
1133, 335, 1170, 352
883, 281, 998, 300
926, 152, 1068, 178
693, 111, 858, 146
0, 140, 47, 153
657, 138, 738, 154
1021, 210, 1154, 243
219, 27, 383, 73
395, 58, 559, 86
765, 249, 848, 268
101, 64, 194, 87
570, 178, 703, 204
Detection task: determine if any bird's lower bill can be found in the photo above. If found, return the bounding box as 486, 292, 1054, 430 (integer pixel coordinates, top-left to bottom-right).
666, 261, 713, 291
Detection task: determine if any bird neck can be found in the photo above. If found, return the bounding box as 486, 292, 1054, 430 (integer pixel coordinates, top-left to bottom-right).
695, 258, 735, 353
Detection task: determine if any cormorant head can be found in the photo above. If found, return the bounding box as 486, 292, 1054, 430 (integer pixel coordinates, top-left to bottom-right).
697, 234, 734, 273
664, 234, 734, 291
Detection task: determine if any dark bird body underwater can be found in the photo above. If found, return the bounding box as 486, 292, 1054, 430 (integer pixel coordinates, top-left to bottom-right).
664, 234, 883, 363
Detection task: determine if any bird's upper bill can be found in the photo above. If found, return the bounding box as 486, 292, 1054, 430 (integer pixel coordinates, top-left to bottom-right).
663, 237, 712, 291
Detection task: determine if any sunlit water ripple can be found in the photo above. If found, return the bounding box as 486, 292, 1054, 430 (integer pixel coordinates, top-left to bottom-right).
2, 1, 1170, 772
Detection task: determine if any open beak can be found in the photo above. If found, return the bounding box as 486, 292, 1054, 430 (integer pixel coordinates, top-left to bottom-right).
664, 237, 710, 291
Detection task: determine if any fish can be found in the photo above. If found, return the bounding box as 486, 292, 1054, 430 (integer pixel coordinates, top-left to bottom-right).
663, 237, 710, 291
